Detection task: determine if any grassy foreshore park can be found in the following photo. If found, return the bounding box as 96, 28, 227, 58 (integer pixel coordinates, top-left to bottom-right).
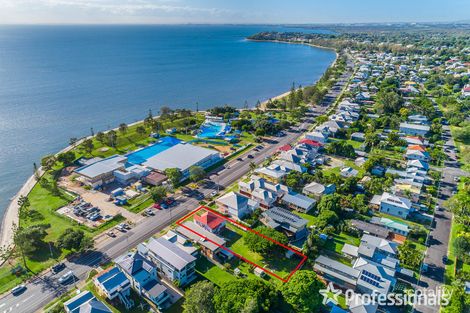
0, 53, 348, 297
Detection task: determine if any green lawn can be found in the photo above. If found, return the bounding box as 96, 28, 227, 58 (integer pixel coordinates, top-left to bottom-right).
296, 211, 317, 227
450, 125, 470, 172
12, 175, 124, 276
324, 232, 361, 255
195, 257, 237, 286
446, 219, 463, 282
223, 224, 301, 280
0, 264, 31, 295
124, 193, 154, 213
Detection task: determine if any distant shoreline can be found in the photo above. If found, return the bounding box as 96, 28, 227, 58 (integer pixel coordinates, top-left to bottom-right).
247, 38, 338, 109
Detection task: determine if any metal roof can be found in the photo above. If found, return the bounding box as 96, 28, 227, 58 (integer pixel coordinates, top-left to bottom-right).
281, 192, 316, 210
176, 221, 226, 252
147, 237, 196, 270
75, 155, 127, 179
143, 143, 220, 172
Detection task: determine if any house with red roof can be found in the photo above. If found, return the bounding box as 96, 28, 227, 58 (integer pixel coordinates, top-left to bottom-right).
407, 145, 426, 152
277, 144, 292, 153
298, 139, 323, 147
194, 211, 226, 234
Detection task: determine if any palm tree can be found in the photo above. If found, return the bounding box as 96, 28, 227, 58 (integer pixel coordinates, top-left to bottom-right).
249, 162, 257, 172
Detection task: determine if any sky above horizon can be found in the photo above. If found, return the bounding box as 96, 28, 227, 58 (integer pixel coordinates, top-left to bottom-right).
0, 0, 469, 25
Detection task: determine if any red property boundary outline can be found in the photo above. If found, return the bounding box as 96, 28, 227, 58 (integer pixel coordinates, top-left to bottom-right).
176, 205, 308, 283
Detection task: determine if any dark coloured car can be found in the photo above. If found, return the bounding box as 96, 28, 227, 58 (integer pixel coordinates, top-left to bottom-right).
51, 263, 65, 274
247, 154, 254, 159
11, 285, 26, 296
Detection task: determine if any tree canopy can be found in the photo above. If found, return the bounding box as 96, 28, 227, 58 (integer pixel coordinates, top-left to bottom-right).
280, 270, 324, 313
244, 226, 288, 255
183, 281, 216, 313
213, 279, 279, 313
57, 228, 93, 252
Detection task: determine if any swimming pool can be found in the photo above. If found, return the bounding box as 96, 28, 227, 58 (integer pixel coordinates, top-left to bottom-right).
197, 122, 230, 139
126, 136, 181, 165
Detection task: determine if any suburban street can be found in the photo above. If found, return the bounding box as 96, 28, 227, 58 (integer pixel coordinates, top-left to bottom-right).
414, 124, 469, 313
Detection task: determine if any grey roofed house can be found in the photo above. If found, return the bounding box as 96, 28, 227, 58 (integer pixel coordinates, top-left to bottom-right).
217, 191, 249, 210
399, 122, 430, 133
176, 221, 226, 252
261, 207, 308, 239
302, 182, 325, 195
353, 257, 396, 296
142, 280, 168, 300
162, 230, 198, 256
114, 251, 155, 278
64, 290, 112, 313
302, 182, 335, 198
74, 155, 127, 179
262, 207, 307, 231
280, 192, 316, 212
314, 255, 360, 287
359, 234, 398, 258
340, 167, 359, 178
143, 143, 220, 173
146, 237, 197, 271
350, 219, 390, 238
272, 159, 306, 173
342, 243, 359, 258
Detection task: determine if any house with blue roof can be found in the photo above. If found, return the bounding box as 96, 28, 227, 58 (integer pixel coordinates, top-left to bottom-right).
115, 251, 170, 310
63, 290, 112, 313
94, 267, 134, 309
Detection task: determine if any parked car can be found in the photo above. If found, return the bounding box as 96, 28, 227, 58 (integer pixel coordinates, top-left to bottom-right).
11, 285, 26, 295
116, 224, 126, 232
107, 231, 116, 238
51, 263, 65, 274
210, 191, 218, 197
58, 271, 74, 284
145, 208, 155, 216
237, 157, 243, 161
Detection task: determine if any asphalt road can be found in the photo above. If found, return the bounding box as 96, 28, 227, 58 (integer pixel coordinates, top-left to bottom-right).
414, 125, 468, 313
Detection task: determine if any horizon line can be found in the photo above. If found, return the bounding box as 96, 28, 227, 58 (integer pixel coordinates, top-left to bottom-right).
0, 21, 468, 26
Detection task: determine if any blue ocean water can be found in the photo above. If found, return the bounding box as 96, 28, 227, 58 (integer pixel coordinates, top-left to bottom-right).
0, 25, 335, 218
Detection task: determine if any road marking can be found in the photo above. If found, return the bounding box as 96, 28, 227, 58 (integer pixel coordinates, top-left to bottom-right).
22, 295, 35, 303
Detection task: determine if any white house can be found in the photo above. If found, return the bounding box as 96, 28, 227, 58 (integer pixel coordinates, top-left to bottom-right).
216, 191, 258, 220
399, 123, 430, 137
371, 192, 412, 219
305, 131, 327, 144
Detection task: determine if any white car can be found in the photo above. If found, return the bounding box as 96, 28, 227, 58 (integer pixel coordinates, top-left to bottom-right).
58, 271, 74, 284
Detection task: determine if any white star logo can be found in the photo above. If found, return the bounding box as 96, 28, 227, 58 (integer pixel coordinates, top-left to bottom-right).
319, 282, 342, 305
